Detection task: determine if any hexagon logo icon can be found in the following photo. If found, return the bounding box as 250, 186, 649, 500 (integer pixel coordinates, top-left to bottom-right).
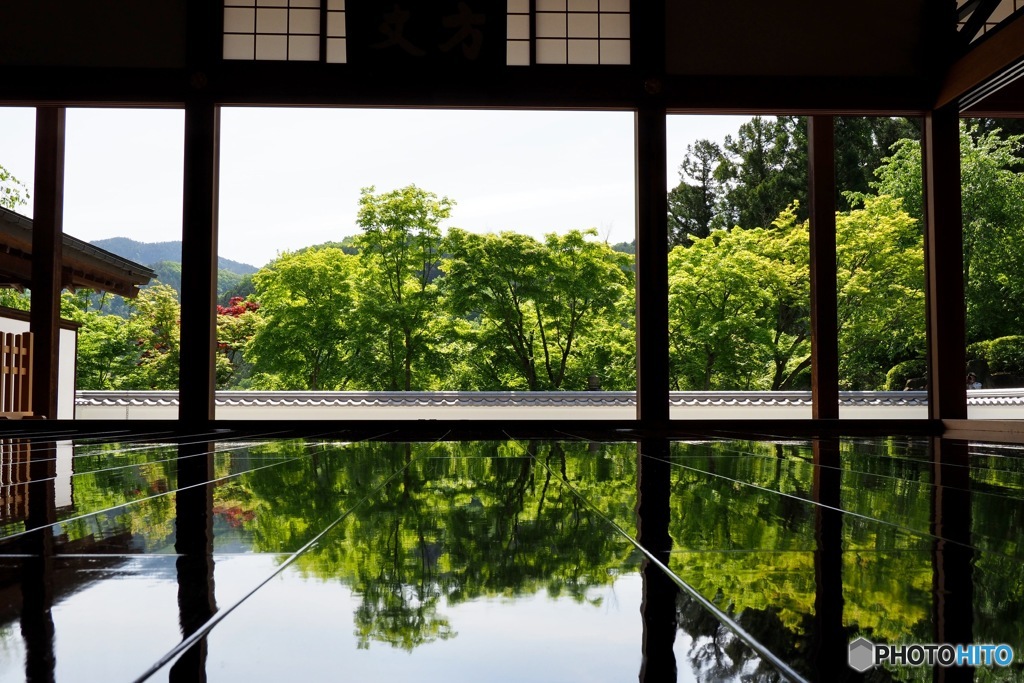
848, 637, 875, 672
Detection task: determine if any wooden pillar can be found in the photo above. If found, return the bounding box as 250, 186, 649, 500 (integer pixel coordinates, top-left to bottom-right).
635, 107, 670, 426
634, 0, 668, 427
922, 106, 967, 421
808, 116, 839, 420
30, 108, 65, 420
178, 102, 219, 424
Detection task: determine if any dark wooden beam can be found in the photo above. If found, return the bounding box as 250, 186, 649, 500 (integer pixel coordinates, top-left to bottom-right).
958, 0, 983, 22
174, 0, 220, 425
0, 249, 32, 283
0, 66, 936, 114
808, 117, 839, 420
922, 106, 967, 421
936, 9, 1024, 108
0, 0, 935, 113
178, 102, 219, 424
632, 0, 667, 426
635, 106, 669, 425
186, 0, 222, 70
3, 416, 943, 439
942, 418, 1024, 443
0, 253, 141, 299
30, 107, 65, 420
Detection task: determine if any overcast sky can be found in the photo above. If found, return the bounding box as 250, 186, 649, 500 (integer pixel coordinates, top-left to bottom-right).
0, 107, 748, 268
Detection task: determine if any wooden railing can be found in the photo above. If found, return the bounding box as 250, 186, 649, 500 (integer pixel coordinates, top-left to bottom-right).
1, 331, 33, 418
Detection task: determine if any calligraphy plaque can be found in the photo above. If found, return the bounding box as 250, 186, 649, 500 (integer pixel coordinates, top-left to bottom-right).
347, 1, 506, 70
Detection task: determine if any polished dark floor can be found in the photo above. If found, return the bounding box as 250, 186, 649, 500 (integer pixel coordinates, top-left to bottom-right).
0, 430, 1022, 682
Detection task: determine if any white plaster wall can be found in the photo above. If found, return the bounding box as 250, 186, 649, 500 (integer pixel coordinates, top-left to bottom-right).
72, 391, 1022, 421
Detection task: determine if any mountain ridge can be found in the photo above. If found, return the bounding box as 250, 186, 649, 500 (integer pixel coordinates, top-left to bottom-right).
90, 237, 259, 274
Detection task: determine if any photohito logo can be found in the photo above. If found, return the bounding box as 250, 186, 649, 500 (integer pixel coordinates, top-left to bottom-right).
848, 638, 1014, 671
849, 638, 875, 672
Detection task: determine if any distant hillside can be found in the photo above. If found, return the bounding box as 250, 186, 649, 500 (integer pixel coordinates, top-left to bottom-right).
87, 259, 255, 317
90, 237, 259, 274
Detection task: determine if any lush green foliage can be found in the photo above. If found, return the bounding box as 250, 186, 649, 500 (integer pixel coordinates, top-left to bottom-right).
216, 295, 260, 388
9, 115, 1023, 393
884, 359, 928, 391
967, 336, 1024, 377
62, 291, 144, 389
874, 121, 1024, 345
669, 224, 801, 390
668, 116, 919, 247
716, 116, 808, 231
248, 247, 357, 390
833, 195, 925, 389
442, 228, 633, 390
225, 186, 636, 392
0, 288, 30, 311
668, 195, 923, 390
52, 285, 182, 389
60, 214, 638, 392
667, 139, 722, 246
353, 185, 452, 391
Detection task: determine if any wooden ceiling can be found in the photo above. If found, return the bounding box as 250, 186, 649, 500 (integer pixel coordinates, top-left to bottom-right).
0, 2, 1019, 115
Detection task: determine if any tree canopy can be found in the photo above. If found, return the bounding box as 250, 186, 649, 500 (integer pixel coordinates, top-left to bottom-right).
15, 115, 1024, 394
248, 247, 357, 390
874, 121, 1024, 344
442, 228, 632, 390
353, 185, 452, 391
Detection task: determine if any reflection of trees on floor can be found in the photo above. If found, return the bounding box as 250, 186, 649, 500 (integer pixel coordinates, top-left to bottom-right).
3, 437, 1024, 680
238, 441, 636, 651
